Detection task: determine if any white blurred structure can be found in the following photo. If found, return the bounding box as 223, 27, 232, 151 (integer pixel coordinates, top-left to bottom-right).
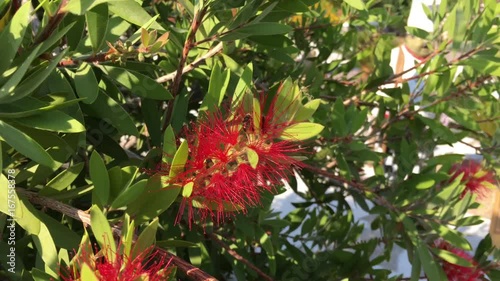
407, 0, 441, 33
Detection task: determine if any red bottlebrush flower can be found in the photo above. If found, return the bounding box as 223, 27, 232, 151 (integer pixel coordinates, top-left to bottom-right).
435, 241, 484, 281
60, 244, 172, 281
166, 92, 306, 227
449, 159, 496, 198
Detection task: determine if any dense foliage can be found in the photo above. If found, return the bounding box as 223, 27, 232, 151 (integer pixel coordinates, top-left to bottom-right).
0, 0, 499, 280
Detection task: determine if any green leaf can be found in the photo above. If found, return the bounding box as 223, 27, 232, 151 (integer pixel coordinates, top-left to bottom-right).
157, 240, 199, 248
246, 148, 259, 169
182, 181, 194, 197
127, 174, 181, 222
40, 162, 85, 195
63, 0, 98, 15
343, 0, 366, 10
0, 3, 31, 75
131, 218, 158, 259
0, 97, 83, 119
86, 4, 109, 52
237, 22, 293, 36
453, 216, 484, 227
0, 120, 56, 168
406, 27, 430, 40
100, 65, 173, 100
111, 179, 147, 209
169, 140, 189, 178
402, 215, 444, 281
259, 231, 276, 275
74, 62, 99, 104
280, 122, 324, 140
418, 116, 459, 143
428, 221, 471, 251
0, 50, 68, 103
37, 22, 76, 56
0, 45, 42, 100
108, 0, 164, 30
81, 90, 139, 136
122, 216, 135, 257
90, 151, 110, 205
410, 250, 422, 281
201, 62, 230, 112
232, 63, 253, 106
220, 22, 292, 41
81, 263, 99, 281
141, 99, 162, 147
163, 125, 176, 165
13, 110, 86, 133
432, 248, 473, 267
90, 205, 116, 261
405, 174, 436, 190
32, 268, 56, 281
32, 222, 59, 276
293, 99, 321, 121
253, 97, 261, 131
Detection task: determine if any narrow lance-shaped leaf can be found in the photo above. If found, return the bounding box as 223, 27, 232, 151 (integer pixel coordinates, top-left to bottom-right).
107, 0, 164, 30
0, 45, 42, 100
293, 99, 321, 122
89, 151, 110, 205
0, 2, 31, 75
40, 162, 85, 195
201, 63, 230, 112
74, 62, 99, 104
110, 179, 147, 209
90, 205, 116, 261
280, 122, 324, 141
100, 65, 173, 100
13, 110, 86, 133
0, 120, 56, 168
86, 4, 109, 53
0, 50, 68, 104
131, 218, 159, 259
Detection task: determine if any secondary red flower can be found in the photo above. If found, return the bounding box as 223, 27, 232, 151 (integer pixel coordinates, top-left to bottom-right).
449, 159, 495, 198
168, 92, 304, 227
436, 241, 484, 281
60, 244, 172, 281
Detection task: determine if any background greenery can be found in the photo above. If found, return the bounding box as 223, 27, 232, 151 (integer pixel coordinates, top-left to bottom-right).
0, 0, 499, 280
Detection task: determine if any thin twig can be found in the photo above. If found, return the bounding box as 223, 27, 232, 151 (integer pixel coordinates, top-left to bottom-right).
15, 188, 218, 281
16, 188, 91, 225
160, 6, 210, 133
156, 42, 224, 84
170, 6, 209, 96
34, 0, 69, 44
208, 233, 274, 281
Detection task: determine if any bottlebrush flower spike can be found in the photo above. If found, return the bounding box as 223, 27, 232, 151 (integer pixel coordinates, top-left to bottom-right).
449, 159, 495, 198
59, 243, 172, 281
435, 241, 484, 281
164, 83, 323, 227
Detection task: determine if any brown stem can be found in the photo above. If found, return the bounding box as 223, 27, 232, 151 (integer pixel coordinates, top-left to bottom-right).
15, 188, 218, 281
208, 233, 274, 281
16, 188, 91, 226
34, 0, 69, 45
160, 6, 208, 133
158, 41, 224, 132
170, 6, 208, 97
